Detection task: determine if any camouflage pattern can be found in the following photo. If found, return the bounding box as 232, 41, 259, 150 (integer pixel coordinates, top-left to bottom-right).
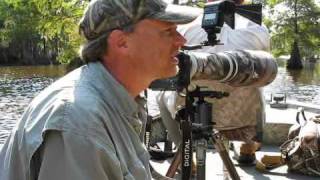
219, 126, 257, 143
79, 0, 200, 40
189, 50, 277, 87
281, 115, 320, 176
176, 50, 277, 142
149, 50, 277, 144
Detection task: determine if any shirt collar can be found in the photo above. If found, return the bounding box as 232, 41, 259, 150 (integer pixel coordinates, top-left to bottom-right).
86, 62, 139, 116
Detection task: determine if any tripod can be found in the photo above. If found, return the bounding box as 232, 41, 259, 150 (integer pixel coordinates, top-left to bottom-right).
166, 86, 240, 180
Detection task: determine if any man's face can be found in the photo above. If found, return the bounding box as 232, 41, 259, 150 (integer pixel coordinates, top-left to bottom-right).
126, 19, 186, 80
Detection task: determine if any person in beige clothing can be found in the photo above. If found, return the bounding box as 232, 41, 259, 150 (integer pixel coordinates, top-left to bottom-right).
0, 0, 200, 179
148, 0, 272, 165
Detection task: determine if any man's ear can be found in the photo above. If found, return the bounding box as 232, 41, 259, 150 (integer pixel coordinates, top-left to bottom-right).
108, 30, 128, 50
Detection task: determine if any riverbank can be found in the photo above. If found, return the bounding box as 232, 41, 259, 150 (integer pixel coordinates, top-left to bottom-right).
0, 40, 60, 66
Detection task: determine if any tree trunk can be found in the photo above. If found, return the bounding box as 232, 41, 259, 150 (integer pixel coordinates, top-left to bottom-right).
287, 40, 303, 69
287, 0, 303, 69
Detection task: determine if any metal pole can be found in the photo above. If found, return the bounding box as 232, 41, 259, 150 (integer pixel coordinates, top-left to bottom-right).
196, 139, 207, 180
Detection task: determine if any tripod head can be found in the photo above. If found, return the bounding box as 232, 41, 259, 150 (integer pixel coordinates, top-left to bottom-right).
186, 86, 229, 138
178, 86, 229, 179
188, 86, 229, 102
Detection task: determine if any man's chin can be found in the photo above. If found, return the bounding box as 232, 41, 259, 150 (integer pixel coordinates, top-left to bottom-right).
154, 67, 178, 80
163, 70, 178, 79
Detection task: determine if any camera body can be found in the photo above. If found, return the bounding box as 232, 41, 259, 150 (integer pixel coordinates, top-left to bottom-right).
148, 52, 191, 91
202, 0, 235, 30
202, 0, 262, 46
202, 0, 235, 45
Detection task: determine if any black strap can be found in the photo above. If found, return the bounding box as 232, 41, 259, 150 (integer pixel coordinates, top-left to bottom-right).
296, 107, 307, 125
144, 90, 152, 149
181, 120, 192, 180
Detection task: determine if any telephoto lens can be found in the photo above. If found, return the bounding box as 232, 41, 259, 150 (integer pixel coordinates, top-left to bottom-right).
189, 50, 277, 87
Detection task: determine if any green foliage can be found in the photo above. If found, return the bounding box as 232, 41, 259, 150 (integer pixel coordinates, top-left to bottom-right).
181, 0, 206, 8
266, 0, 320, 59
0, 0, 86, 64
34, 0, 86, 63
1, 0, 319, 64
0, 0, 39, 44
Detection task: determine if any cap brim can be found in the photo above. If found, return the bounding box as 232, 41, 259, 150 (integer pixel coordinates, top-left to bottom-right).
151, 4, 202, 24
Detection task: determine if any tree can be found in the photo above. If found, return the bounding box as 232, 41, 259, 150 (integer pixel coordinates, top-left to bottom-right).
34, 0, 86, 63
266, 0, 320, 67
0, 0, 86, 64
0, 0, 42, 64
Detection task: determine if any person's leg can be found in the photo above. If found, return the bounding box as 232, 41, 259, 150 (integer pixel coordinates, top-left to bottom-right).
222, 126, 258, 165
239, 103, 265, 164
238, 142, 258, 164
238, 124, 262, 164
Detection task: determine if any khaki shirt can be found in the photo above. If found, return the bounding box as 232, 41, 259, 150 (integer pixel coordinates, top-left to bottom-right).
0, 62, 151, 180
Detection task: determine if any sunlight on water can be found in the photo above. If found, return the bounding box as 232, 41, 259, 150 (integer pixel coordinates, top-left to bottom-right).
0, 65, 66, 144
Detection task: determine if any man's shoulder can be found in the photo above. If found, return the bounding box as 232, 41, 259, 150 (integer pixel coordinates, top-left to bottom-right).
56, 90, 113, 131
26, 84, 112, 135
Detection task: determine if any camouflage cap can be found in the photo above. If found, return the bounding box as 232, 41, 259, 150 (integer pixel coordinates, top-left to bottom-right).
79, 0, 201, 40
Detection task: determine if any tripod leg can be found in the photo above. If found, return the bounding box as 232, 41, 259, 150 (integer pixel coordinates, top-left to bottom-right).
166, 147, 182, 178
212, 134, 241, 180
196, 139, 207, 180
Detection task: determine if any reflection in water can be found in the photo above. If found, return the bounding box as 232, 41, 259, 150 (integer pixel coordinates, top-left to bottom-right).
0, 61, 320, 143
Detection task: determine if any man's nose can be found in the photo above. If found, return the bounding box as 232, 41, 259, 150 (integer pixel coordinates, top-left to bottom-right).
175, 32, 187, 46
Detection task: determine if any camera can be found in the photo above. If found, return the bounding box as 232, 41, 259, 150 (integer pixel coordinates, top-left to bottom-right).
148, 52, 191, 92
149, 0, 263, 91
202, 0, 262, 46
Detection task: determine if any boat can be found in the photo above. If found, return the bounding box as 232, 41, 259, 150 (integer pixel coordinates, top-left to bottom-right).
149, 95, 320, 179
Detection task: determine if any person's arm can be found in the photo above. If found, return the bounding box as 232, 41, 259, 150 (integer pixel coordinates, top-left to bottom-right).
218, 20, 270, 52
37, 131, 122, 180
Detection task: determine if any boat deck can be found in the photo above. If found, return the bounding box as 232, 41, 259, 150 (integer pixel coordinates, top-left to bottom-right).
150, 101, 320, 179
150, 144, 317, 180
264, 100, 319, 145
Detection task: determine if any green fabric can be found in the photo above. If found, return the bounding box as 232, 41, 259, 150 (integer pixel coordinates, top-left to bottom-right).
79, 0, 200, 40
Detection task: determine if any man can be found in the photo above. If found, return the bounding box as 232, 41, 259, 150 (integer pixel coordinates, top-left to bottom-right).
149, 0, 272, 165
0, 0, 200, 179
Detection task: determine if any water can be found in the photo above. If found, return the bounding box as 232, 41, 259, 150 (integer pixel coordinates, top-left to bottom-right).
0, 61, 320, 144
0, 65, 66, 144
263, 60, 320, 105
